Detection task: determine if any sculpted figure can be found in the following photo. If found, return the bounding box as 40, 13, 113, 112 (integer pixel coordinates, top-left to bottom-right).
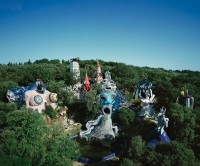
6, 79, 46, 106
136, 77, 155, 117
102, 71, 117, 92
7, 79, 58, 113
139, 89, 155, 117
147, 107, 170, 147
176, 85, 194, 108
24, 90, 58, 113
24, 81, 58, 113
79, 105, 118, 140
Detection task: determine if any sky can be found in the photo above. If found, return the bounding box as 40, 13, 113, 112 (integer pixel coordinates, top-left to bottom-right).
0, 0, 200, 71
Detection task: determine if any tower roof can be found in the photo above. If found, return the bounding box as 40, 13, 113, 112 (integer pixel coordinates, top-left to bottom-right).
83, 73, 91, 91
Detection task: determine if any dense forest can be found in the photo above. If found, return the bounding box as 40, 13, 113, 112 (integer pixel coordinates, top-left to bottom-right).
0, 58, 200, 166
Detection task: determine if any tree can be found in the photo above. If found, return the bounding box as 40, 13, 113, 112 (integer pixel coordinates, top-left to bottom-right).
0, 102, 18, 113
0, 81, 19, 102
0, 108, 47, 165
168, 103, 196, 144
127, 136, 145, 160
34, 58, 49, 64
45, 80, 67, 103
26, 64, 57, 83
45, 105, 57, 119
44, 125, 80, 166
92, 83, 102, 94
153, 77, 177, 110
0, 102, 18, 128
0, 154, 31, 166
167, 141, 198, 166
49, 59, 60, 64
120, 158, 139, 166
144, 141, 199, 166
71, 90, 98, 124
192, 107, 200, 160
112, 108, 136, 130
66, 72, 80, 86
24, 59, 32, 65
0, 107, 80, 165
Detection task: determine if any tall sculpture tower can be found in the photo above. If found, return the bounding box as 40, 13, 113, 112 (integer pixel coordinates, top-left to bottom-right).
68, 58, 82, 99
93, 59, 103, 83
70, 57, 80, 80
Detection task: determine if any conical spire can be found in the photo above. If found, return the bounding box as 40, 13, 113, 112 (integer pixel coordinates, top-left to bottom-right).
83, 73, 91, 91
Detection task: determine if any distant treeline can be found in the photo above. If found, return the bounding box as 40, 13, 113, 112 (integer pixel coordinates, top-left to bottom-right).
1, 58, 200, 108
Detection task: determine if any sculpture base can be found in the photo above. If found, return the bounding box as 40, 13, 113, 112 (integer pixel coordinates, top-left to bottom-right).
147, 130, 170, 148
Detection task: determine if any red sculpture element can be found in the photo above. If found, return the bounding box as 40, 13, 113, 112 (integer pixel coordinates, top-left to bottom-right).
83, 73, 91, 91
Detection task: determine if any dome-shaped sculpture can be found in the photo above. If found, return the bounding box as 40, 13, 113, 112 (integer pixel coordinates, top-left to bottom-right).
7, 79, 58, 113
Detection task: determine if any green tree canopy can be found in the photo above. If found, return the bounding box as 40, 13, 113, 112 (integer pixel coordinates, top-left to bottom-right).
0, 107, 80, 165
168, 103, 196, 144
113, 108, 136, 130
127, 136, 145, 160
0, 81, 19, 102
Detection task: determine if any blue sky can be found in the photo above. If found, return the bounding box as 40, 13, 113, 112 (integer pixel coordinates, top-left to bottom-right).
0, 0, 200, 71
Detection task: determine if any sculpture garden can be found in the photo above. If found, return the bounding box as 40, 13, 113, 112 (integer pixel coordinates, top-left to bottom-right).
0, 58, 200, 165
